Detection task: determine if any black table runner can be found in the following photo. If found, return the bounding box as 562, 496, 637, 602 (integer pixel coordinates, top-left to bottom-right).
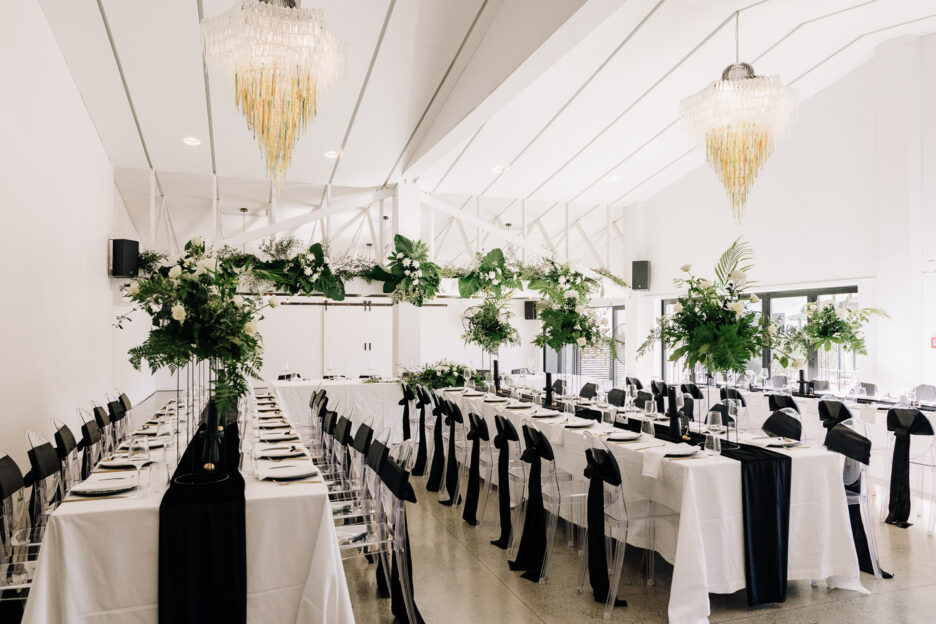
158, 417, 246, 624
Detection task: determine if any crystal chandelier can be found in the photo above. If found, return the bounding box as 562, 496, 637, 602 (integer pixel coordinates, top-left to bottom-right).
201, 0, 347, 187
680, 13, 796, 222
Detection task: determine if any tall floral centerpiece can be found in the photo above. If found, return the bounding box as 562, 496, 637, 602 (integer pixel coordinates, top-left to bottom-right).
367, 234, 442, 306
459, 249, 522, 374
122, 237, 271, 478
401, 360, 482, 390
638, 240, 774, 377
530, 261, 610, 354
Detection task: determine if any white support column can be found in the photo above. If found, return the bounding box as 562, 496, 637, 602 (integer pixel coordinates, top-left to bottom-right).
378, 198, 386, 258
148, 169, 156, 249
521, 199, 527, 264
392, 181, 422, 373
564, 202, 570, 262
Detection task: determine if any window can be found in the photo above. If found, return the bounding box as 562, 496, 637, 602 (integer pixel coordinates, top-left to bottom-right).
557, 306, 615, 390
660, 286, 858, 386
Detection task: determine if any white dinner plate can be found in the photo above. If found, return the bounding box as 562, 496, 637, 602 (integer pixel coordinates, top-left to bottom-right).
607, 431, 641, 442
98, 457, 153, 469
259, 432, 299, 443
506, 404, 533, 410
443, 387, 465, 392
256, 447, 305, 460
70, 476, 137, 497
258, 422, 290, 430
763, 437, 801, 448
261, 462, 319, 481
119, 439, 167, 450
564, 420, 595, 429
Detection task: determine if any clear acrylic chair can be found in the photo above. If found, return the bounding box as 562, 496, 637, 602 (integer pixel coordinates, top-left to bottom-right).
76, 409, 104, 479
332, 426, 387, 522
328, 417, 376, 509
439, 399, 469, 506
577, 432, 679, 597
24, 432, 63, 540
510, 421, 587, 583
492, 414, 527, 549
0, 454, 39, 612
52, 420, 80, 495
463, 411, 495, 526
823, 420, 886, 578
878, 408, 936, 533
91, 403, 114, 458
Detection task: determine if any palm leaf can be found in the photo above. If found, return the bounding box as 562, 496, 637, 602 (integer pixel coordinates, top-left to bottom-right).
714, 238, 753, 285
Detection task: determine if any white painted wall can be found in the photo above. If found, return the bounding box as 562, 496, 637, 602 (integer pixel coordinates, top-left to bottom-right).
621, 34, 936, 396
0, 1, 153, 468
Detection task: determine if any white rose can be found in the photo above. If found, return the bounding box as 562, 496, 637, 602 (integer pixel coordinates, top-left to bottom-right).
488, 271, 496, 280
190, 236, 204, 248
244, 319, 258, 336
416, 269, 423, 277
412, 260, 420, 269
576, 337, 586, 347
171, 304, 186, 323
127, 281, 140, 296
404, 269, 411, 276
767, 323, 778, 336
728, 300, 746, 318
303, 266, 313, 276
680, 264, 691, 273
792, 357, 806, 369
558, 276, 567, 284
729, 270, 747, 285
699, 279, 711, 289
168, 265, 182, 279
749, 294, 760, 304
673, 302, 684, 313
267, 295, 280, 308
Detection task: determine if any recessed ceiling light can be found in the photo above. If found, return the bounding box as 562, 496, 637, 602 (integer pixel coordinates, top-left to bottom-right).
491, 165, 508, 174
609, 174, 623, 183
324, 150, 339, 159
183, 136, 201, 146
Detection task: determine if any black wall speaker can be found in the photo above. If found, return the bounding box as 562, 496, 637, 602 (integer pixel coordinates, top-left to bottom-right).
632, 260, 650, 291
112, 239, 139, 278
524, 300, 537, 320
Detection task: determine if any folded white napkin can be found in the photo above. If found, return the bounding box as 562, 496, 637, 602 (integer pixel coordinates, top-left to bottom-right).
642, 443, 697, 478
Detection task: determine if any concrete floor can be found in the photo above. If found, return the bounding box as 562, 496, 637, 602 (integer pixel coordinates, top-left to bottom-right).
343, 475, 936, 623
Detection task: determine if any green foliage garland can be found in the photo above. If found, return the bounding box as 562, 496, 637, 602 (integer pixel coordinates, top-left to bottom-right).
367, 234, 442, 306
401, 360, 482, 390
772, 300, 886, 368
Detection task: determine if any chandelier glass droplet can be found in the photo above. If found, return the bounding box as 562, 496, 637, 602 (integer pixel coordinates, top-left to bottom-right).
201, 0, 347, 187
680, 61, 796, 222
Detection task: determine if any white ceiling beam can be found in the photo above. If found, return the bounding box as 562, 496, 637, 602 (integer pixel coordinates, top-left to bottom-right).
148, 168, 156, 249
574, 220, 604, 268
535, 220, 557, 256
403, 0, 623, 180
222, 188, 393, 247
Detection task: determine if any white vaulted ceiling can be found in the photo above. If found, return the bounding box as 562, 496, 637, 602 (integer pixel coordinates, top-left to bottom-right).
38, 0, 936, 259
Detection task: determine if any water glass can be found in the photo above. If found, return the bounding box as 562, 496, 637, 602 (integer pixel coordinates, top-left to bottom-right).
640, 418, 655, 438
127, 436, 151, 498
644, 401, 657, 419
706, 411, 725, 435
704, 433, 721, 456
145, 461, 170, 494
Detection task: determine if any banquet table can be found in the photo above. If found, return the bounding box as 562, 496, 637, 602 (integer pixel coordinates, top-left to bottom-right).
21, 391, 354, 624
445, 389, 865, 624
275, 377, 405, 442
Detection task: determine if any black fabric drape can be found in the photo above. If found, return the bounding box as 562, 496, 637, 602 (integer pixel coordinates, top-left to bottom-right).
819, 399, 854, 430
508, 427, 546, 581
885, 408, 934, 527
719, 444, 792, 606
768, 394, 800, 414
399, 383, 416, 441
462, 413, 484, 525
377, 457, 424, 624
762, 409, 803, 441
491, 415, 516, 549
425, 397, 445, 492
158, 418, 246, 624
412, 388, 429, 476
583, 448, 626, 608
441, 401, 461, 506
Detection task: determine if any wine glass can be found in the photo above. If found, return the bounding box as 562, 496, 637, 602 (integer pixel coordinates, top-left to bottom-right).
126, 435, 151, 497
706, 411, 724, 435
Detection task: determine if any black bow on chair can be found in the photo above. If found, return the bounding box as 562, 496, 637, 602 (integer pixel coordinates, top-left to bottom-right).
819, 399, 853, 430
491, 415, 518, 549
411, 386, 430, 476
885, 408, 934, 527
824, 425, 892, 578
508, 426, 548, 581
768, 394, 800, 413
399, 382, 416, 441
462, 412, 487, 526
425, 395, 446, 493
763, 408, 803, 441
583, 447, 627, 608
441, 401, 462, 506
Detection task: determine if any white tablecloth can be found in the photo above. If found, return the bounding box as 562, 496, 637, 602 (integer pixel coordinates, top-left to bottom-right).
275, 378, 405, 442
22, 392, 354, 624
449, 391, 865, 624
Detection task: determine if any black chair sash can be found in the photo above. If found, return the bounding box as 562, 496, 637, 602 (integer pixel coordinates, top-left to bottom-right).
54, 425, 77, 461
412, 386, 429, 476
376, 456, 424, 624
26, 443, 61, 485
323, 410, 337, 437
107, 399, 127, 422
552, 379, 564, 395
0, 455, 24, 500
625, 377, 643, 390
885, 408, 934, 527
579, 383, 598, 399
768, 394, 800, 414
633, 390, 653, 410
583, 447, 626, 607
491, 415, 518, 549
607, 388, 625, 407
119, 392, 132, 412
93, 406, 110, 429
462, 412, 488, 526
334, 417, 353, 447
441, 400, 462, 506
508, 426, 548, 581
681, 382, 704, 400
425, 395, 445, 492
722, 387, 747, 407
352, 424, 373, 455
818, 399, 853, 430
823, 425, 892, 578
762, 409, 802, 441
79, 420, 102, 478
365, 440, 389, 475
399, 382, 416, 441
